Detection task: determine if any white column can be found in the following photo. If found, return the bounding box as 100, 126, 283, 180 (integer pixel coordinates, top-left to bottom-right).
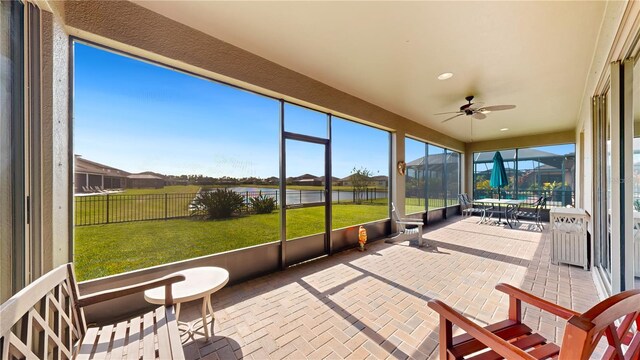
391, 131, 406, 227
623, 59, 634, 291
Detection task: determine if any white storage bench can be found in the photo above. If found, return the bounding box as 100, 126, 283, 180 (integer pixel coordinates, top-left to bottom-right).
550, 207, 590, 270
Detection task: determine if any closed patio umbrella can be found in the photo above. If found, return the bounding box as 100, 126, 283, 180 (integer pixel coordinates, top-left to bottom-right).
489, 151, 509, 223
490, 151, 509, 199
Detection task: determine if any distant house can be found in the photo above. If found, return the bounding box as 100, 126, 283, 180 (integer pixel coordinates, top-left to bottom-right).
288, 174, 322, 186
126, 173, 165, 189
74, 155, 129, 193
318, 176, 341, 185
133, 171, 187, 186
74, 156, 170, 192
371, 175, 389, 188
338, 174, 388, 188
472, 148, 575, 190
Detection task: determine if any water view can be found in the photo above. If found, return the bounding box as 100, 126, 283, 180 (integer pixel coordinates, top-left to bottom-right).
226, 186, 388, 205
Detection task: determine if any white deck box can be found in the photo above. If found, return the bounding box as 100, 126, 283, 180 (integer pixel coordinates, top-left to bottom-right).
550, 207, 590, 270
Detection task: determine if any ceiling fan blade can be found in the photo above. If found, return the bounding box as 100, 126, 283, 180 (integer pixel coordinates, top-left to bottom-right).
472, 112, 487, 120
434, 111, 462, 115
442, 113, 464, 123
468, 102, 484, 110
479, 105, 516, 112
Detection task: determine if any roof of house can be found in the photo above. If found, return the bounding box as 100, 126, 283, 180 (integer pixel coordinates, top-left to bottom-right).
293, 173, 319, 180
318, 176, 340, 182
127, 174, 165, 180
473, 148, 574, 162
136, 171, 167, 178
75, 156, 130, 177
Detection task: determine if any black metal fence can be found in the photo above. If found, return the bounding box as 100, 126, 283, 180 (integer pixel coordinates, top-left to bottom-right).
404, 192, 457, 210
75, 193, 199, 226
472, 189, 575, 207
75, 188, 388, 226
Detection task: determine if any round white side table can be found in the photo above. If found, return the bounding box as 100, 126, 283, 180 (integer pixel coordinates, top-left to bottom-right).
144, 267, 229, 340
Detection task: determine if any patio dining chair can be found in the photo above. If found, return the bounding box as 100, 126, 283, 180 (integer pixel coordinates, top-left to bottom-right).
458, 194, 489, 222
390, 202, 425, 247
513, 196, 547, 230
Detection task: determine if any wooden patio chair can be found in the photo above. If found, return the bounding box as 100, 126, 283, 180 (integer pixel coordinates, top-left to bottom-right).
390, 202, 425, 247
428, 283, 640, 359
0, 264, 186, 359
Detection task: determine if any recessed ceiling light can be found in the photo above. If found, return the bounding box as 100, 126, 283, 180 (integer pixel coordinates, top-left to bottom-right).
437, 72, 453, 80
500, 128, 509, 131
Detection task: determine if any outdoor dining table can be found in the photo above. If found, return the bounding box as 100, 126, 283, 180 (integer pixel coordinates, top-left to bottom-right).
473, 198, 524, 228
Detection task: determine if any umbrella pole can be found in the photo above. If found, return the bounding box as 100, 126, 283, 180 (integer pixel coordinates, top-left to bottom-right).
498, 188, 501, 223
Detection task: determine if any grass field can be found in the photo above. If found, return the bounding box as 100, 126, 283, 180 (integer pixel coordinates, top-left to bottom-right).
74, 203, 389, 281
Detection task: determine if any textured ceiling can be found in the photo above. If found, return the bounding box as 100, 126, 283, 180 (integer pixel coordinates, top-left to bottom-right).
134, 1, 607, 142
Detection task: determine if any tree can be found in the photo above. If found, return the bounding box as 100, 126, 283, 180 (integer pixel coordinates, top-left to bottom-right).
351, 166, 373, 204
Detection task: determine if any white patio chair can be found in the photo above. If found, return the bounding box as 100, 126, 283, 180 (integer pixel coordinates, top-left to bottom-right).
390, 202, 425, 247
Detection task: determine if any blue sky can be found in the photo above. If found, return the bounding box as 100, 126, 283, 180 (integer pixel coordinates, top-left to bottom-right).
73, 42, 389, 179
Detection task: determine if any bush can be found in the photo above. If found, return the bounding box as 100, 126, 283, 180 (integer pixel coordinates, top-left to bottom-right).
250, 195, 276, 214
192, 189, 244, 219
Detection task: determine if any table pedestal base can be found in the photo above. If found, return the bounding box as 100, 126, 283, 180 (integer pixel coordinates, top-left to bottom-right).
176, 296, 216, 343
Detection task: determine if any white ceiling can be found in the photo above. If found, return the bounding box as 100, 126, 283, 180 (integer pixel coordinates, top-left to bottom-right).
134, 1, 607, 142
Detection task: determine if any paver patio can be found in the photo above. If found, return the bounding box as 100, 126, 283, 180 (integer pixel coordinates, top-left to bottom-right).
177, 215, 600, 359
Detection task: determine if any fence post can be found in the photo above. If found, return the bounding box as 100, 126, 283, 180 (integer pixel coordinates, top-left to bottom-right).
300, 189, 302, 205
165, 193, 168, 220
106, 194, 110, 224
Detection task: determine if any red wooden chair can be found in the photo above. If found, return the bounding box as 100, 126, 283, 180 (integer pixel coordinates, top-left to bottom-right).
428, 283, 640, 359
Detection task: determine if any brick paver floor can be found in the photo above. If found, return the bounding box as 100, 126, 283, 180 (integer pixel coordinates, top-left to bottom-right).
178, 216, 601, 359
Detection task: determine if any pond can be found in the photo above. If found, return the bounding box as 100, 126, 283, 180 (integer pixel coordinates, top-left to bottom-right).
227, 186, 387, 205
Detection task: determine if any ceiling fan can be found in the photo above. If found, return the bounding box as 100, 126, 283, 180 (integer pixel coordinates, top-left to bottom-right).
435, 95, 516, 123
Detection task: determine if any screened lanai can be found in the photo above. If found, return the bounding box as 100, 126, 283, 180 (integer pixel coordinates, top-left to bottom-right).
3, 1, 640, 359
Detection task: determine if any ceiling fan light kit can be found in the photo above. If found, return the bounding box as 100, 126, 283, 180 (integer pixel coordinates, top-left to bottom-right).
436, 95, 516, 123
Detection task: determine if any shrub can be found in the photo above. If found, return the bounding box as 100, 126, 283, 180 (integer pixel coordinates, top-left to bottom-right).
192, 189, 244, 219
250, 195, 277, 214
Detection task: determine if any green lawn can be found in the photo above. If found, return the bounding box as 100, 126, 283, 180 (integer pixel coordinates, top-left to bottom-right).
74, 203, 388, 281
